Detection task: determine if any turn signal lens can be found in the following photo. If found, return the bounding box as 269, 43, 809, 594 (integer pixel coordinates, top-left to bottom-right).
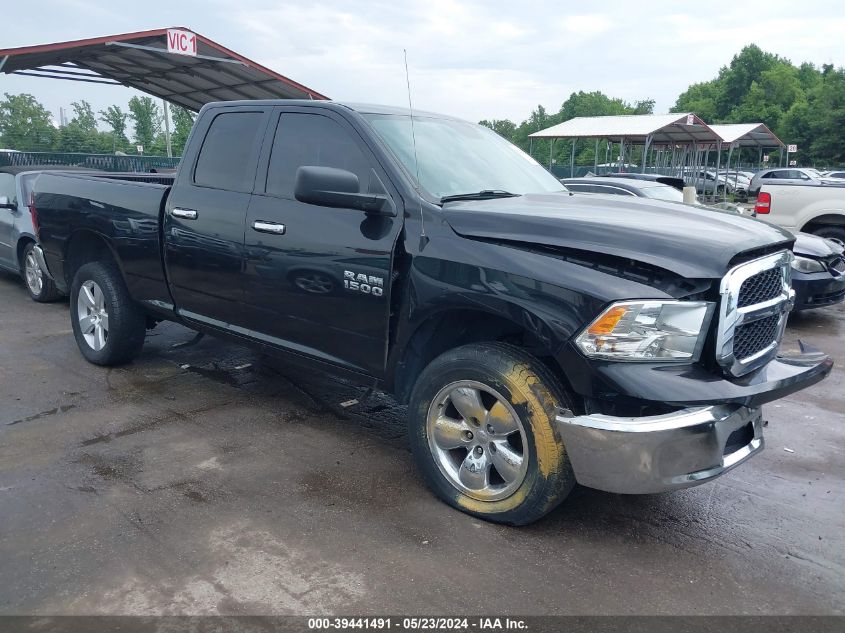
587, 305, 627, 335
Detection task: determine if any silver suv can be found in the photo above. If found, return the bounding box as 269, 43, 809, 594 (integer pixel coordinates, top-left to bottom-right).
748, 167, 835, 196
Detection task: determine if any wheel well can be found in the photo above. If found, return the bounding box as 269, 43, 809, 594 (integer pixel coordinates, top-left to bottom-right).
15, 237, 35, 272
392, 309, 575, 404
64, 231, 116, 286
802, 214, 845, 233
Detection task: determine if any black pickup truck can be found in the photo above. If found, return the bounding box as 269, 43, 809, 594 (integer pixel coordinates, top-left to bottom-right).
32, 100, 832, 524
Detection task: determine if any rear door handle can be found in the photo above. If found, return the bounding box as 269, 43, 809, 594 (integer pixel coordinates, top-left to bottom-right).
252, 220, 286, 235
171, 208, 198, 220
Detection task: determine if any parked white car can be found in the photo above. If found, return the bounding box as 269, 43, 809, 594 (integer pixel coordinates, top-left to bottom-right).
755, 181, 845, 243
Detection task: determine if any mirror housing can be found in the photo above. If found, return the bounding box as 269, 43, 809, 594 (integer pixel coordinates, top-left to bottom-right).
0, 196, 15, 209
294, 166, 395, 216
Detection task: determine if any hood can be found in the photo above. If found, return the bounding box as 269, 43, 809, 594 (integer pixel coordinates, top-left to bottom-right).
441, 192, 794, 279
793, 232, 845, 258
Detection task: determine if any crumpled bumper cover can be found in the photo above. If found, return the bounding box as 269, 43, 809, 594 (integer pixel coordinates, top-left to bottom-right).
554, 341, 832, 494
556, 404, 764, 494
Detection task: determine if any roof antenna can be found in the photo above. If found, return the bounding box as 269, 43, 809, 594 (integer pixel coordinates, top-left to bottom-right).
404, 49, 428, 246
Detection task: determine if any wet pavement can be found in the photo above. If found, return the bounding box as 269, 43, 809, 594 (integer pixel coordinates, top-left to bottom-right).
0, 269, 843, 615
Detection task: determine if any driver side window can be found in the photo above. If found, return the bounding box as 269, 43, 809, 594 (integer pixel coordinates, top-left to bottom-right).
265, 113, 371, 199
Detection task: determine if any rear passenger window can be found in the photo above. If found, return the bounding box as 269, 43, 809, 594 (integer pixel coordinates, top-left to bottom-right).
266, 113, 371, 198
0, 173, 15, 203
194, 111, 264, 192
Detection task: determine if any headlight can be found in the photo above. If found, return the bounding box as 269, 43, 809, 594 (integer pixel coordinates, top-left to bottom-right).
791, 256, 825, 273
576, 300, 713, 362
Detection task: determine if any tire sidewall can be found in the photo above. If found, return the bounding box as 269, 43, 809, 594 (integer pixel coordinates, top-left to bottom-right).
409, 345, 573, 524
70, 261, 144, 366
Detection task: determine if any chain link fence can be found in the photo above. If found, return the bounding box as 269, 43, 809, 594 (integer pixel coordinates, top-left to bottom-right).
0, 151, 180, 173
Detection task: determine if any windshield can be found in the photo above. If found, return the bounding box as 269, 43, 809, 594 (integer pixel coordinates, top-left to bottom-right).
640, 185, 684, 202
363, 114, 564, 200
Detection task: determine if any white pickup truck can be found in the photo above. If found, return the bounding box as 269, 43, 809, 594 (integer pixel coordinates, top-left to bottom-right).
756, 182, 845, 243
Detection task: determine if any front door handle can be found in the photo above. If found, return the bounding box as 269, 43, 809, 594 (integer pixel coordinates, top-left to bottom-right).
252, 220, 286, 235
171, 208, 198, 220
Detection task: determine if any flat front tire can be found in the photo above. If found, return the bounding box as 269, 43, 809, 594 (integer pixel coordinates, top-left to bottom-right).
408, 342, 576, 525
70, 261, 146, 366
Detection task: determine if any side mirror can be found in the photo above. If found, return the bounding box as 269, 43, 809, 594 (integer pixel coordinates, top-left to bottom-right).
294, 166, 395, 216
0, 196, 15, 209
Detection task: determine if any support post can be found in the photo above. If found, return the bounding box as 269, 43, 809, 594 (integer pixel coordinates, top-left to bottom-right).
570, 139, 576, 177
162, 99, 172, 159
642, 135, 652, 173
724, 143, 734, 202
549, 138, 555, 170
713, 141, 722, 203
594, 138, 599, 175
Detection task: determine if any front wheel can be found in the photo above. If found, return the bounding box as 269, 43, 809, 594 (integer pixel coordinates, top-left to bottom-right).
22, 242, 61, 302
70, 261, 146, 366
408, 342, 576, 525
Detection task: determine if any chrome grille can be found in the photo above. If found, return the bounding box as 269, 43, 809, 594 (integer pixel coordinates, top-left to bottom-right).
716, 251, 794, 376
733, 314, 780, 360
738, 268, 783, 307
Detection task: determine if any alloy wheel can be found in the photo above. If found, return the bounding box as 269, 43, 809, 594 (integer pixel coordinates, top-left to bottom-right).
426, 380, 529, 501
77, 280, 109, 351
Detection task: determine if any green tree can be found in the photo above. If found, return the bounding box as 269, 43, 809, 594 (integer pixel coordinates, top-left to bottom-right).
716, 44, 783, 118
0, 93, 57, 151
169, 104, 196, 156
479, 118, 517, 139
673, 81, 719, 121
99, 105, 130, 152
807, 65, 845, 163
128, 96, 162, 152
673, 45, 845, 164
56, 100, 101, 152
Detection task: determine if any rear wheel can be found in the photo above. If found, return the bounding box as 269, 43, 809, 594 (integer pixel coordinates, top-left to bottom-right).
811, 225, 845, 248
22, 242, 61, 302
408, 342, 576, 525
70, 261, 146, 366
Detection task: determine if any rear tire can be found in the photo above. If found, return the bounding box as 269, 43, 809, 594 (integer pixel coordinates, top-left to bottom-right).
408, 342, 576, 525
811, 225, 845, 248
70, 261, 146, 366
22, 242, 61, 303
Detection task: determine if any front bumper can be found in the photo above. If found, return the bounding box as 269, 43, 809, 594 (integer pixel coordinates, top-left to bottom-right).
559, 340, 832, 409
556, 404, 763, 494
792, 271, 845, 311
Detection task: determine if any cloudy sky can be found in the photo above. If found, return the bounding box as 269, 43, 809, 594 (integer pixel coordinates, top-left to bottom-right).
2, 0, 842, 128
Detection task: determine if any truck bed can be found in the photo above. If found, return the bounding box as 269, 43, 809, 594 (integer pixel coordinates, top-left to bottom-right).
33, 171, 173, 305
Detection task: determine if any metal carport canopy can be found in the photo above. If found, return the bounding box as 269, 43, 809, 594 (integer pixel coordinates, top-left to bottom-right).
709, 123, 784, 147
528, 112, 720, 144
0, 27, 329, 112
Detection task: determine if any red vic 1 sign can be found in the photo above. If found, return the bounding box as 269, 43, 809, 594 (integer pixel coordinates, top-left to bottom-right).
167, 29, 197, 56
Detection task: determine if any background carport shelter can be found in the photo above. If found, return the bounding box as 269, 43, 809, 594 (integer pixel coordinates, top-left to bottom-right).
709, 123, 785, 176
528, 113, 722, 191
0, 28, 328, 155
